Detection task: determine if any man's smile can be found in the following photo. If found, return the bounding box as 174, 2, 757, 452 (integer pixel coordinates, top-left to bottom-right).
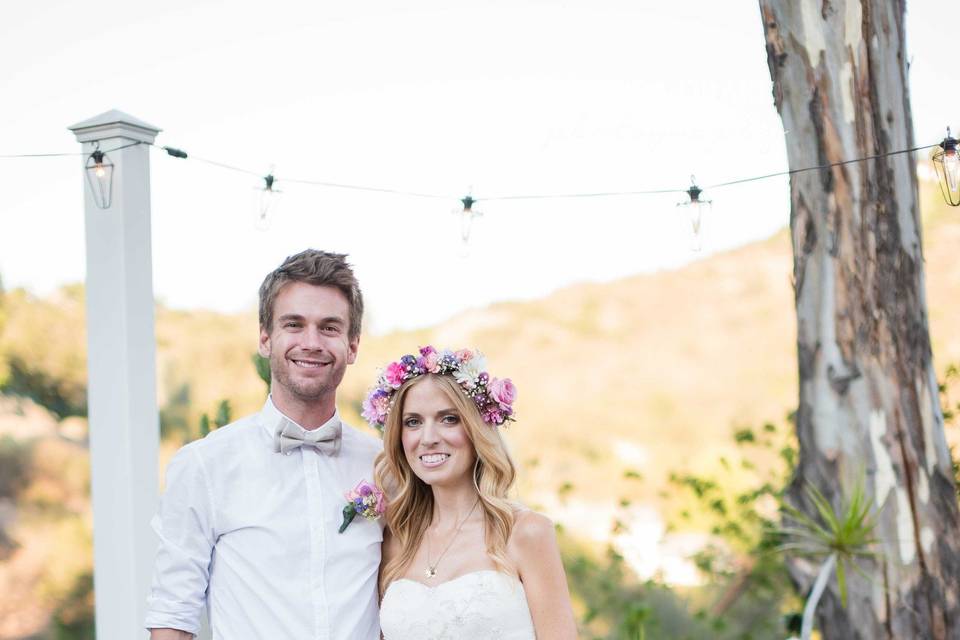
290, 357, 331, 369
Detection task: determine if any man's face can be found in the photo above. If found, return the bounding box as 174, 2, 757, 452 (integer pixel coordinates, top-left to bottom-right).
258, 282, 359, 406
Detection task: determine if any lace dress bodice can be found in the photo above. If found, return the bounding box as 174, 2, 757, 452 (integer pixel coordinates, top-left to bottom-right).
380, 570, 536, 640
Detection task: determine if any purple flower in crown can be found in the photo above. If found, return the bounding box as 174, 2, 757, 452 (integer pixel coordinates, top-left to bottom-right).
437, 350, 459, 372
361, 388, 390, 426
482, 406, 505, 425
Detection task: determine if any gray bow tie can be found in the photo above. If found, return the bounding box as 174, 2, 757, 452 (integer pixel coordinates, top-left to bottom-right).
274, 418, 342, 456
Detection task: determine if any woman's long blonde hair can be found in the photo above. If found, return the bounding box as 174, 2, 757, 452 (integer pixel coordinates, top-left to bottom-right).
374, 373, 518, 591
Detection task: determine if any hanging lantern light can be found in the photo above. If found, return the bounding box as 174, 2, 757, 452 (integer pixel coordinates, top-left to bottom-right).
456, 194, 482, 244
677, 176, 711, 252
933, 128, 960, 207
84, 143, 114, 209
255, 171, 280, 230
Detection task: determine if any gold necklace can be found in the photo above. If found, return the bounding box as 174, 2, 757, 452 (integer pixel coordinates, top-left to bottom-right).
424, 499, 480, 580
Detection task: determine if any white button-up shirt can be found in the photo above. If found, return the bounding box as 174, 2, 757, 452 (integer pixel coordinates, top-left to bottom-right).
145, 397, 383, 639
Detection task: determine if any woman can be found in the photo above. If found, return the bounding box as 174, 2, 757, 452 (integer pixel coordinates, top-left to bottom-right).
364, 346, 578, 639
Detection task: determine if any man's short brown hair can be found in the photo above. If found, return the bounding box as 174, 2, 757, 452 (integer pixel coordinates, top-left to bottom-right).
258, 250, 364, 340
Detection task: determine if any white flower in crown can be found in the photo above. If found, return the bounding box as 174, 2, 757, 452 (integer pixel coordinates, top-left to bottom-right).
453, 352, 487, 389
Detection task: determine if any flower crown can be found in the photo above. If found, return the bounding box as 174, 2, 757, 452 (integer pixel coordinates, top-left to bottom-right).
361, 346, 517, 432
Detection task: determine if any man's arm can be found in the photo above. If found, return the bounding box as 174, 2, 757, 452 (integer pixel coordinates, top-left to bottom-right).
149, 629, 194, 640
144, 445, 217, 636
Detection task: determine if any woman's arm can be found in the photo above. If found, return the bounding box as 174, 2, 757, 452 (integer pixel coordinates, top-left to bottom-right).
511, 511, 578, 639
379, 527, 398, 640
379, 527, 395, 601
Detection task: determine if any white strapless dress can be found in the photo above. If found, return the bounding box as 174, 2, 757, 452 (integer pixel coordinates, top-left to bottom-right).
380, 570, 536, 639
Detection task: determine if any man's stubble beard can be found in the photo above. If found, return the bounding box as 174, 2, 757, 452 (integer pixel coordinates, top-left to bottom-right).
270, 353, 347, 403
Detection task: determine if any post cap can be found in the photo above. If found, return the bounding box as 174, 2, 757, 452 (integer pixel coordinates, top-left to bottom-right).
69, 109, 161, 144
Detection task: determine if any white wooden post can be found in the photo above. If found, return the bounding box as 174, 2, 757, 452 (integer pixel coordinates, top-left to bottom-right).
69, 110, 160, 639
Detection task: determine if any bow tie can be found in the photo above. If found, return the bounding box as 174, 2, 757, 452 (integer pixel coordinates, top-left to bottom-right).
274, 418, 342, 456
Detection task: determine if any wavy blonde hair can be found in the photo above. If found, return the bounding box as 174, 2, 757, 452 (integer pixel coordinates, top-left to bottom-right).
374, 373, 518, 591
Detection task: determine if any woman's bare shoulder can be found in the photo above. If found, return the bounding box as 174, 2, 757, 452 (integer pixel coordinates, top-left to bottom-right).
512, 509, 555, 541
507, 505, 557, 552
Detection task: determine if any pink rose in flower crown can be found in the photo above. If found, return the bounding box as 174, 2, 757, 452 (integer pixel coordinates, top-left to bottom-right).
419, 346, 440, 373
488, 377, 517, 411
455, 348, 474, 363
384, 361, 406, 388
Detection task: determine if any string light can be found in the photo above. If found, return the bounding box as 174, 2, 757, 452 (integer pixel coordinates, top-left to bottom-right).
932, 128, 960, 206
255, 171, 280, 231
455, 194, 482, 245
141, 137, 960, 241
3, 136, 951, 239
677, 176, 711, 252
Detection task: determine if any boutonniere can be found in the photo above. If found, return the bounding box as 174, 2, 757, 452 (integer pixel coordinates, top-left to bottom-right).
339, 480, 386, 533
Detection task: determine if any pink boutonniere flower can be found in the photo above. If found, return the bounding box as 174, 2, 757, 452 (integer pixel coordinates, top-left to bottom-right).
339, 480, 386, 533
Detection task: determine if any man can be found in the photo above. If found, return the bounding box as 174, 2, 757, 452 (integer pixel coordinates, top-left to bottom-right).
145, 250, 382, 639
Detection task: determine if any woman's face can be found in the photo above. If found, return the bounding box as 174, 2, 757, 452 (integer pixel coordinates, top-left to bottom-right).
399, 376, 476, 489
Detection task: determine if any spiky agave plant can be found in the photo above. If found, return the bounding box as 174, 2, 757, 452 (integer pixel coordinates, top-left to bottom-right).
778, 479, 879, 640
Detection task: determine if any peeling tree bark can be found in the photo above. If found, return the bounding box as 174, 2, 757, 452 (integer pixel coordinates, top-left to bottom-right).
758, 1, 960, 638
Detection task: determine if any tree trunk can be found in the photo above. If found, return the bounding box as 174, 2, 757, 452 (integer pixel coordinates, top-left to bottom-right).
758, 1, 960, 638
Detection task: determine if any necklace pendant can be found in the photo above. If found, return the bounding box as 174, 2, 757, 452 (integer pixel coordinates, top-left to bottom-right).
425, 567, 437, 579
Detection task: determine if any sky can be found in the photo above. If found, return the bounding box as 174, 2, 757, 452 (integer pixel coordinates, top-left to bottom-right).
1, 1, 957, 333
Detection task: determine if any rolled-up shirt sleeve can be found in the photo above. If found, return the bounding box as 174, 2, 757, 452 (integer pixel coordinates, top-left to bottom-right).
145, 444, 217, 634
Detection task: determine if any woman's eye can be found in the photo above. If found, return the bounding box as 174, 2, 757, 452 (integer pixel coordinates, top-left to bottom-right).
442, 414, 460, 424
403, 418, 421, 428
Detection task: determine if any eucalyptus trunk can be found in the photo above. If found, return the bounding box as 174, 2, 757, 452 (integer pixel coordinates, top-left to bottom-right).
758, 1, 960, 637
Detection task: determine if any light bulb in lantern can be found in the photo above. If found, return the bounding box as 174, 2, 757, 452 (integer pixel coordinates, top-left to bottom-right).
677, 177, 711, 252
84, 147, 114, 209
454, 195, 482, 244
943, 148, 959, 193
688, 205, 706, 252
254, 173, 280, 231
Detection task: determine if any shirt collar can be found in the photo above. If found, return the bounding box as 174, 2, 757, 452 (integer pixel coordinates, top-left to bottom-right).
259, 395, 341, 443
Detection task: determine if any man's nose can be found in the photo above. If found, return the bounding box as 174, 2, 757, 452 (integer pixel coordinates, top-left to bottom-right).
301, 326, 325, 349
